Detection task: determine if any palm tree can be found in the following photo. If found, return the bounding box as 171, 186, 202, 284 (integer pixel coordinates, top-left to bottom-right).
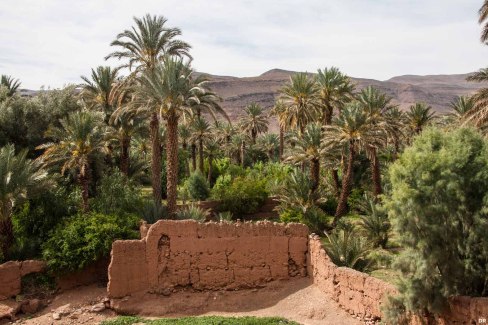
0, 144, 47, 257
130, 57, 203, 216
190, 117, 211, 172
213, 121, 235, 146
384, 107, 406, 159
357, 87, 391, 197
106, 14, 191, 209
286, 122, 322, 191
80, 66, 119, 121
204, 139, 220, 183
316, 67, 355, 125
322, 102, 383, 222
230, 133, 247, 166
240, 103, 269, 144
406, 103, 435, 135
478, 1, 488, 42
106, 14, 191, 70
0, 75, 21, 97
449, 96, 474, 121
37, 111, 106, 212
279, 73, 320, 135
258, 133, 279, 161
270, 100, 287, 159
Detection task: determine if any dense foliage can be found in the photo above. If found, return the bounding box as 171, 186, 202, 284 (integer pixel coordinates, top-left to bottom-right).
42, 212, 139, 272
384, 128, 488, 320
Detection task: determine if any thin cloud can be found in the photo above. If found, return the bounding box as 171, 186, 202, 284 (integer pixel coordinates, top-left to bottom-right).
0, 0, 487, 88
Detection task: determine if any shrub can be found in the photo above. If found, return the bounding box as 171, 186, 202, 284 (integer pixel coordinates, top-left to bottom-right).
323, 226, 373, 272
357, 196, 390, 249
11, 186, 78, 260
384, 128, 488, 320
217, 211, 233, 222
214, 176, 268, 217
42, 212, 139, 273
279, 207, 329, 234
140, 201, 168, 223
185, 171, 210, 201
91, 169, 144, 216
176, 205, 209, 221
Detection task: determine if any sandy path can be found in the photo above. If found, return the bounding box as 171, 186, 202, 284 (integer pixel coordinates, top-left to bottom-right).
7, 278, 362, 325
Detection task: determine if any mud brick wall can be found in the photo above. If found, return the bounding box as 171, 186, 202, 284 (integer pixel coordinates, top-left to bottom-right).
308, 235, 488, 323
108, 220, 309, 298
307, 235, 397, 321
0, 260, 45, 300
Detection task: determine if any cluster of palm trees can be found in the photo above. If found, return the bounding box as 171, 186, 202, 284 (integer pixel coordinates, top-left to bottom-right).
272, 68, 437, 223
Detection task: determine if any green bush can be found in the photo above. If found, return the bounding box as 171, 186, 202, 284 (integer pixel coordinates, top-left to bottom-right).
323, 226, 373, 272
42, 212, 139, 273
357, 196, 390, 249
176, 205, 209, 221
279, 207, 329, 234
384, 127, 488, 321
213, 176, 268, 217
185, 171, 210, 201
11, 186, 78, 260
91, 169, 144, 216
140, 201, 168, 223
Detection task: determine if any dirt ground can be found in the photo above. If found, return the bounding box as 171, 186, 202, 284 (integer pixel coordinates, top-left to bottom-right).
6, 278, 362, 325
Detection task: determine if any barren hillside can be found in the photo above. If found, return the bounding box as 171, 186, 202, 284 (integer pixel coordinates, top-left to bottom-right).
204, 69, 483, 131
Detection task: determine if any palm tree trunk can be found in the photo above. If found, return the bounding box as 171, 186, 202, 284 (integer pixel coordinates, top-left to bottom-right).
208, 156, 213, 184
240, 142, 246, 167
120, 135, 131, 176
79, 171, 90, 213
323, 105, 334, 126
251, 130, 257, 145
370, 147, 382, 197
334, 142, 355, 223
191, 142, 197, 172
279, 127, 284, 161
150, 112, 162, 207
393, 138, 400, 160
311, 158, 320, 192
198, 136, 204, 172
0, 202, 13, 259
268, 150, 274, 162
182, 142, 190, 177
166, 112, 179, 218
331, 169, 341, 198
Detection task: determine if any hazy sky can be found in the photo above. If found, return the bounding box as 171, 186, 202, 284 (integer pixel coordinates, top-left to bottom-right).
1, 0, 487, 89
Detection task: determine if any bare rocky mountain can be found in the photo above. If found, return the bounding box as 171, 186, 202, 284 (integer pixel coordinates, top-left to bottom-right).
205, 68, 484, 131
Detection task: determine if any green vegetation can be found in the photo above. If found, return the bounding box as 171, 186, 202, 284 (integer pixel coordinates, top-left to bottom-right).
101, 316, 298, 325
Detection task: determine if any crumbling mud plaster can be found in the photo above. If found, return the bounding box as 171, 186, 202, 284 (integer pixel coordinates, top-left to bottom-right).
108, 220, 309, 298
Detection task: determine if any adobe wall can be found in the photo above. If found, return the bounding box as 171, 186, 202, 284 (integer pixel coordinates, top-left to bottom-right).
308, 235, 488, 323
0, 260, 46, 300
108, 220, 309, 298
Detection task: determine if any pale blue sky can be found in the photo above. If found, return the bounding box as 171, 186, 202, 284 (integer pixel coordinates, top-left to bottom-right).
0, 0, 487, 88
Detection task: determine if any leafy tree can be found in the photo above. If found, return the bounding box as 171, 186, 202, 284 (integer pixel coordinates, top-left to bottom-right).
0, 75, 21, 97
385, 127, 488, 320
316, 67, 354, 125
130, 57, 204, 216
37, 111, 106, 212
279, 73, 319, 135
184, 171, 210, 201
240, 103, 269, 144
285, 122, 322, 191
406, 103, 435, 135
322, 102, 382, 222
107, 14, 191, 209
0, 144, 48, 257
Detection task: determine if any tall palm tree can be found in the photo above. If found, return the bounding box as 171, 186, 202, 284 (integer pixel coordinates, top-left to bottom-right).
130, 57, 203, 216
80, 66, 119, 121
316, 67, 355, 125
449, 96, 474, 120
37, 111, 106, 212
106, 14, 191, 209
258, 133, 279, 161
106, 14, 191, 70
214, 121, 235, 146
279, 73, 320, 135
286, 122, 322, 191
240, 103, 269, 144
230, 133, 247, 166
190, 117, 211, 173
270, 100, 287, 159
204, 139, 220, 183
0, 144, 47, 257
322, 102, 383, 222
478, 1, 488, 42
0, 75, 21, 97
357, 86, 391, 197
406, 103, 435, 135
384, 107, 406, 160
